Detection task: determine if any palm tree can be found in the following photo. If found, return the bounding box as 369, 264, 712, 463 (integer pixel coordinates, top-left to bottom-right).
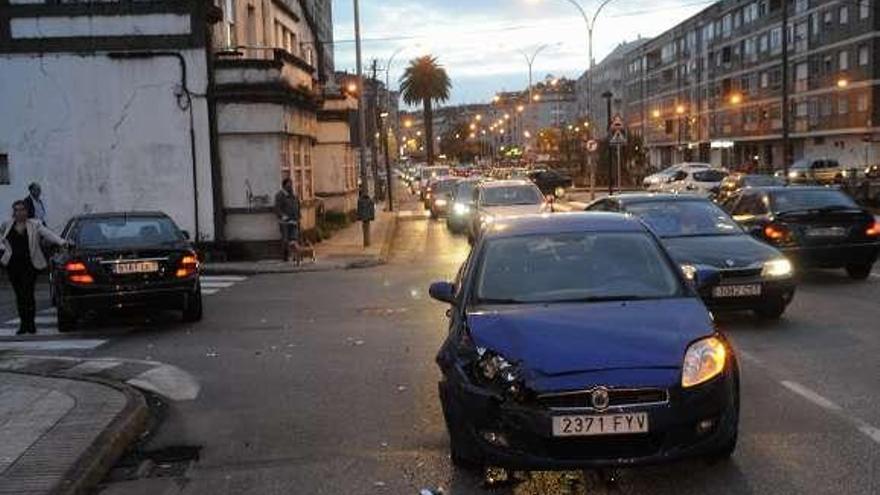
399, 55, 451, 165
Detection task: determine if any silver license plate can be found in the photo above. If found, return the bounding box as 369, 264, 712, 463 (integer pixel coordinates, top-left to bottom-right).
713, 284, 762, 298
806, 227, 846, 237
552, 413, 649, 437
113, 261, 159, 274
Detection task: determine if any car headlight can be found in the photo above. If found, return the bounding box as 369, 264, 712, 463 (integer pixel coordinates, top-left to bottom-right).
434, 198, 448, 207
762, 258, 793, 278
474, 349, 524, 397
680, 264, 697, 281
788, 171, 799, 179
452, 202, 470, 215
682, 337, 727, 388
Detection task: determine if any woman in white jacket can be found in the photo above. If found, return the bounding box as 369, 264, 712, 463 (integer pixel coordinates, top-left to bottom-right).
0, 200, 66, 334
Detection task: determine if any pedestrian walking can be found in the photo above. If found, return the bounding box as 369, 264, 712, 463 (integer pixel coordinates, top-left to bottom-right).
23, 182, 47, 225
274, 178, 301, 261
0, 200, 66, 335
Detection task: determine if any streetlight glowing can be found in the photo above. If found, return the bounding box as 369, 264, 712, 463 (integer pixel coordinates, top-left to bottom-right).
475, 114, 482, 121
729, 93, 743, 105
652, 109, 661, 118
416, 130, 422, 136
533, 94, 541, 102
837, 78, 849, 88
583, 121, 590, 127
550, 78, 559, 87
469, 123, 476, 130
504, 113, 511, 120
404, 119, 413, 128
524, 130, 532, 138
493, 95, 501, 103
517, 105, 525, 113
346, 82, 358, 93
675, 105, 686, 115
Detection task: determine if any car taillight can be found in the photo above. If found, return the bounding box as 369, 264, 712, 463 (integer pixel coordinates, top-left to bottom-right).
867, 220, 880, 237
65, 261, 94, 284
763, 223, 789, 242
176, 253, 199, 278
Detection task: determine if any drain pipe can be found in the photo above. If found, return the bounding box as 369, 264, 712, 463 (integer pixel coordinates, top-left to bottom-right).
107, 51, 201, 242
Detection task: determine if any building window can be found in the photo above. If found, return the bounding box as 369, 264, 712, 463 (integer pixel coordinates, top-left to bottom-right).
840, 6, 849, 24
857, 94, 869, 112
860, 0, 870, 20
838, 96, 849, 115
761, 72, 769, 88
824, 10, 833, 26
0, 154, 8, 185
810, 13, 819, 36
860, 45, 870, 65
840, 50, 850, 70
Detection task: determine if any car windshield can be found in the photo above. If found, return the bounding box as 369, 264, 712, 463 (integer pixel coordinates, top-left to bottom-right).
771, 189, 859, 213
743, 175, 785, 187
74, 216, 184, 248
627, 200, 742, 237
432, 179, 458, 193
480, 185, 543, 206
475, 232, 683, 304
693, 170, 727, 182
453, 181, 476, 201
421, 167, 449, 179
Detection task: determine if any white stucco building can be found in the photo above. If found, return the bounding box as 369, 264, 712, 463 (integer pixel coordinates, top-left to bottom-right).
0, 0, 356, 259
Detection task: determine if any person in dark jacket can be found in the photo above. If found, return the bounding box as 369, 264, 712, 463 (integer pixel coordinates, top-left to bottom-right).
274, 178, 301, 260
1, 200, 66, 335
22, 182, 47, 225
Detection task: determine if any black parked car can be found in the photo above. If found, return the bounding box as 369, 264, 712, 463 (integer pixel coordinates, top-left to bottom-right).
721, 186, 880, 279
586, 194, 797, 319
50, 212, 202, 332
528, 169, 573, 198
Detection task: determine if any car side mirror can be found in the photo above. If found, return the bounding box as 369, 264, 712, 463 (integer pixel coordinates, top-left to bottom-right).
181, 230, 191, 240
693, 266, 721, 291
429, 281, 456, 304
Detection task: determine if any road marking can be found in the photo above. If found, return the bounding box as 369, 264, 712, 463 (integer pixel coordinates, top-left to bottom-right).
201, 275, 247, 282
5, 316, 59, 325
780, 380, 880, 445
201, 281, 236, 289
0, 339, 106, 351
780, 381, 843, 412
201, 289, 219, 295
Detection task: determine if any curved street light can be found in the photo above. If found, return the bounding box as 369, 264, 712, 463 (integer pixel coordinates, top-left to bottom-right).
518, 43, 560, 103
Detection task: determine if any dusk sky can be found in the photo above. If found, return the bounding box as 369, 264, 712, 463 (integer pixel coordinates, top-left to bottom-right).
331, 0, 715, 107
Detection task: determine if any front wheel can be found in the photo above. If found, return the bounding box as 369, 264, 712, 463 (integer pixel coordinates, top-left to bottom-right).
57, 306, 78, 333
754, 296, 788, 320
182, 286, 203, 322
845, 262, 873, 280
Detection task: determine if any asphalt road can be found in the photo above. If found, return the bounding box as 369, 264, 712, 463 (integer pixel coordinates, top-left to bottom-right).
4, 200, 880, 494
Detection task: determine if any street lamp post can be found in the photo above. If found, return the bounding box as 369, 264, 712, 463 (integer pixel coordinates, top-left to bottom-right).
381, 46, 406, 212
353, 0, 370, 246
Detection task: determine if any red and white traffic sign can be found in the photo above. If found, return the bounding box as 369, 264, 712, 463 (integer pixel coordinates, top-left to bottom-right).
586, 139, 599, 152
611, 114, 625, 131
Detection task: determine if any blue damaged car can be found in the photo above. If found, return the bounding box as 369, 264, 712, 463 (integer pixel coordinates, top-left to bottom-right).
429, 213, 739, 470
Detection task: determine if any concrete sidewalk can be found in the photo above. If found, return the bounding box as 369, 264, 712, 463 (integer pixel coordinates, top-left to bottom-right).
0, 371, 147, 495
203, 208, 398, 275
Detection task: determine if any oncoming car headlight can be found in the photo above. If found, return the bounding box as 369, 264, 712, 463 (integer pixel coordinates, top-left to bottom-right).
452, 203, 470, 215
682, 337, 727, 388
434, 198, 448, 207
762, 258, 793, 278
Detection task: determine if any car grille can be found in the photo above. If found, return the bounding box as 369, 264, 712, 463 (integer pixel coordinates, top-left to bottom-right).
718, 267, 762, 281
536, 388, 668, 411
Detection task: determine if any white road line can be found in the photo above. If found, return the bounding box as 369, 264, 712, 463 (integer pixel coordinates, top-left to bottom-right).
780, 381, 843, 412
64, 360, 122, 375
201, 289, 219, 295
0, 327, 59, 337
780, 380, 880, 445
200, 281, 236, 289
201, 276, 247, 282
4, 316, 58, 325
39, 308, 57, 315
0, 339, 106, 351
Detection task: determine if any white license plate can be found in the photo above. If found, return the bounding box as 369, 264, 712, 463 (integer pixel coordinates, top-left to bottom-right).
113, 261, 159, 274
552, 413, 649, 437
806, 227, 847, 237
713, 284, 762, 298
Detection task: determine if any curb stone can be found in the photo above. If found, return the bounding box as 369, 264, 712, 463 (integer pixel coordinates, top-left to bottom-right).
1, 369, 149, 495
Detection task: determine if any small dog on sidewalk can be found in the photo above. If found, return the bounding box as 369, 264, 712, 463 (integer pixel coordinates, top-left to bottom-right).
288, 240, 316, 266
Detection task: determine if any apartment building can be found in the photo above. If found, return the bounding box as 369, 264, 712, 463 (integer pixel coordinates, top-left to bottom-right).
624, 0, 880, 171
577, 38, 652, 131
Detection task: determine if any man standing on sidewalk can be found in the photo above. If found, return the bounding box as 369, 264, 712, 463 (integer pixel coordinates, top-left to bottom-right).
23, 182, 47, 225
274, 178, 301, 261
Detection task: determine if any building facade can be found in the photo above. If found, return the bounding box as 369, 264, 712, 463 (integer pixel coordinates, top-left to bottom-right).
0, 0, 356, 259
624, 0, 880, 171
577, 38, 652, 131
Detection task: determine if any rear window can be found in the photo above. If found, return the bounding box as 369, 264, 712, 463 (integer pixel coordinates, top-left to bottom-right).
771, 189, 858, 213
421, 167, 449, 179
454, 181, 476, 200
432, 179, 458, 193
73, 216, 184, 248
742, 175, 785, 187
693, 170, 727, 182
480, 185, 544, 206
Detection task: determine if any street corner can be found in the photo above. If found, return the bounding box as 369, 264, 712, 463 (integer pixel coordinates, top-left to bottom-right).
0, 369, 148, 495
